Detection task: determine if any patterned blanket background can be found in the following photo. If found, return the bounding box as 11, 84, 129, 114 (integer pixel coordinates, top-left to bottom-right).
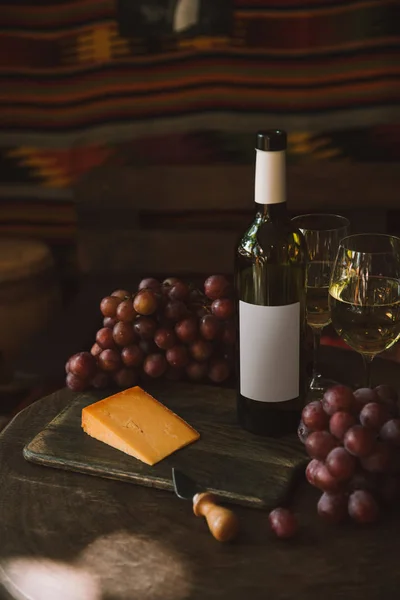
0, 0, 399, 251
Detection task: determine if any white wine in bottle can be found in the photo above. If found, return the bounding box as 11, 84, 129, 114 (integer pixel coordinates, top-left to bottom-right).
234, 130, 307, 436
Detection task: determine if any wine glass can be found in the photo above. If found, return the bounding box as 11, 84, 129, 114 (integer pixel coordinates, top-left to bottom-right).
292, 213, 350, 392
329, 233, 400, 387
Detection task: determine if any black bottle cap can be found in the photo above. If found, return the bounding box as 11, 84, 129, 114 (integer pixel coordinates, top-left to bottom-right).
256, 130, 287, 151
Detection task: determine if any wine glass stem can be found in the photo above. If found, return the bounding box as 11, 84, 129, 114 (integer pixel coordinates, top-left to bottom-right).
362, 354, 374, 388
312, 327, 322, 383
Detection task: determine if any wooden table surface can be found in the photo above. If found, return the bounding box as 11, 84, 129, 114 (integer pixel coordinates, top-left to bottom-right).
1, 346, 400, 600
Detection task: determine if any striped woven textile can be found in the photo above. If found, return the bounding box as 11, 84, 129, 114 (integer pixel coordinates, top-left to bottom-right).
0, 0, 399, 241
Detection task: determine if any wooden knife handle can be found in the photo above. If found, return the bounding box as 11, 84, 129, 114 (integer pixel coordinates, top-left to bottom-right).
192, 492, 239, 542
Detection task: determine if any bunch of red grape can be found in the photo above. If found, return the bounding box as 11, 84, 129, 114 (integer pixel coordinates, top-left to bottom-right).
65, 275, 236, 392
298, 384, 400, 526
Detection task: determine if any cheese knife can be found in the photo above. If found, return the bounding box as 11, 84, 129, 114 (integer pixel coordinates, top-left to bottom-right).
172, 467, 239, 542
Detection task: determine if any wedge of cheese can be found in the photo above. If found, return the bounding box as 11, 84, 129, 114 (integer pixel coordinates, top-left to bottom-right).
81, 386, 199, 465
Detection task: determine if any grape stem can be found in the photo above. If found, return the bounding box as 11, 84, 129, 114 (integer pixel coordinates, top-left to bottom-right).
362, 354, 374, 388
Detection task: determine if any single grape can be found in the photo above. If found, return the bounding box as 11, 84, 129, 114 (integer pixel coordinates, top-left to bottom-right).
305, 459, 322, 486
200, 314, 221, 341
98, 349, 121, 372
68, 352, 97, 380
326, 447, 356, 482
91, 371, 111, 389
90, 343, 102, 357
138, 278, 161, 292
103, 317, 117, 329
143, 354, 168, 378
139, 339, 158, 355
208, 358, 230, 384
154, 328, 177, 350
121, 344, 144, 368
133, 289, 158, 316
186, 361, 208, 382
221, 320, 236, 345
348, 469, 378, 494
113, 367, 138, 388
322, 385, 355, 416
168, 281, 190, 302
113, 322, 137, 347
353, 387, 379, 413
96, 327, 117, 350
175, 317, 198, 343
348, 490, 379, 524
165, 366, 184, 381
380, 419, 400, 447
361, 442, 391, 473
344, 425, 376, 457
375, 385, 399, 417
329, 411, 357, 441
204, 275, 231, 300
65, 358, 71, 374
268, 508, 298, 540
111, 289, 131, 300
379, 475, 400, 506
211, 298, 235, 320
116, 299, 137, 322
359, 402, 390, 430
66, 372, 89, 392
297, 420, 310, 444
190, 302, 209, 319
163, 277, 181, 288
301, 401, 329, 431
100, 295, 121, 318
189, 339, 213, 362
164, 300, 188, 322
166, 345, 189, 368
314, 464, 343, 493
305, 431, 337, 460
134, 316, 157, 339
317, 492, 348, 524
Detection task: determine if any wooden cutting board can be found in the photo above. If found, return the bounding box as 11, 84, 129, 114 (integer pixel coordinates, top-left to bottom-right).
23, 382, 307, 510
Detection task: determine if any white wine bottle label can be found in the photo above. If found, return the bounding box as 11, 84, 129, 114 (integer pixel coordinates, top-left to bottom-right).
239, 300, 300, 403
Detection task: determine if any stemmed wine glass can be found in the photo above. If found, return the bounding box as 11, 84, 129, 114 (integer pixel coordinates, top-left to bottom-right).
329, 233, 400, 387
292, 213, 350, 393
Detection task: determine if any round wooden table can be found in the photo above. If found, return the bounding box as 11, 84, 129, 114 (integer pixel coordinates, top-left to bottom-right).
1, 348, 400, 600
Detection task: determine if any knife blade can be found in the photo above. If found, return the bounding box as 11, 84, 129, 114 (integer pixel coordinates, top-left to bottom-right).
172, 468, 239, 542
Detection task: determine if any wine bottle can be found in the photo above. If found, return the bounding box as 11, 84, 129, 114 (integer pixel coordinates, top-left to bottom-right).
234, 130, 307, 436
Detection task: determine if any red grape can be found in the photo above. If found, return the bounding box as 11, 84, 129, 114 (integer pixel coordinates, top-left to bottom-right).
91, 371, 111, 389
66, 372, 89, 392
305, 431, 337, 460
100, 296, 121, 318
208, 358, 230, 383
221, 320, 236, 345
143, 354, 167, 378
164, 300, 188, 322
113, 368, 138, 388
305, 459, 322, 486
111, 289, 131, 300
90, 343, 102, 357
189, 339, 213, 362
121, 344, 144, 368
317, 492, 348, 524
200, 314, 221, 340
103, 317, 117, 329
322, 385, 355, 416
359, 402, 389, 430
166, 345, 189, 368
344, 425, 376, 457
168, 281, 190, 301
133, 289, 158, 316
116, 299, 137, 322
301, 401, 329, 431
297, 420, 310, 444
98, 349, 121, 372
353, 387, 379, 413
138, 278, 161, 292
204, 275, 231, 300
175, 317, 198, 343
68, 352, 96, 380
96, 327, 117, 350
65, 358, 71, 374
134, 316, 157, 339
211, 298, 235, 320
139, 339, 158, 355
165, 366, 184, 381
348, 490, 379, 524
375, 385, 399, 417
314, 464, 343, 493
348, 470, 378, 493
163, 277, 181, 288
154, 328, 177, 350
186, 361, 208, 382
113, 322, 137, 347
380, 419, 400, 446
268, 508, 298, 540
326, 447, 356, 482
361, 442, 391, 473
329, 411, 357, 441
